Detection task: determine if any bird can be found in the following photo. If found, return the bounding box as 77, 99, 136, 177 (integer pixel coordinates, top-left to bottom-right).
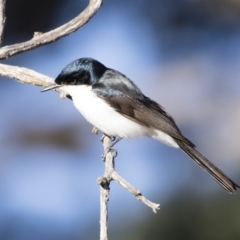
41, 57, 239, 193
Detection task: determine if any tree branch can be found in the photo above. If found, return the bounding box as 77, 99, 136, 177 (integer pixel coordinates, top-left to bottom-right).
0, 63, 69, 99
97, 136, 113, 240
0, 0, 6, 47
98, 135, 160, 240
0, 0, 103, 59
112, 171, 160, 213
0, 63, 52, 86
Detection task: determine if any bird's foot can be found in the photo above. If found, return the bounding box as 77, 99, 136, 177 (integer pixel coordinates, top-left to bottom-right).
101, 136, 122, 160
110, 136, 116, 142
110, 137, 122, 148
100, 134, 119, 143
92, 126, 99, 134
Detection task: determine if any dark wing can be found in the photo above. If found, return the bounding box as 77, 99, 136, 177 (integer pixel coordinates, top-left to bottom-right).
93, 81, 240, 193
92, 81, 194, 147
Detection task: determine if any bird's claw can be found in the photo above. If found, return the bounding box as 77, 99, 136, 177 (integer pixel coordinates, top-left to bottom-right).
100, 133, 113, 142
92, 126, 99, 134
110, 136, 116, 142
101, 136, 122, 160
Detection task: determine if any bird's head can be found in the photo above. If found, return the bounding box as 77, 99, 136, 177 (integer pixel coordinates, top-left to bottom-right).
41, 58, 107, 92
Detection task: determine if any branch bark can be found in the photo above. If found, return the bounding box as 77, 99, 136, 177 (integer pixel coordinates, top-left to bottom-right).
97, 136, 113, 240
0, 63, 53, 87
98, 135, 160, 239
0, 0, 102, 59
0, 0, 6, 47
112, 171, 160, 213
0, 63, 71, 100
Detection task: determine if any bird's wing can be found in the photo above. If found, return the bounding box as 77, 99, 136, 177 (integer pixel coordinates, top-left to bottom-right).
93, 80, 240, 193
92, 81, 194, 147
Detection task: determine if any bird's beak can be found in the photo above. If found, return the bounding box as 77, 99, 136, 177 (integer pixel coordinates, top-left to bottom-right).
41, 84, 61, 92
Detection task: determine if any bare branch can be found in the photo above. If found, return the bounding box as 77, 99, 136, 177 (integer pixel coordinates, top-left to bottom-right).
0, 0, 103, 59
97, 135, 115, 240
98, 176, 110, 240
0, 63, 52, 86
0, 0, 6, 47
112, 171, 160, 213
0, 63, 69, 99
97, 135, 160, 239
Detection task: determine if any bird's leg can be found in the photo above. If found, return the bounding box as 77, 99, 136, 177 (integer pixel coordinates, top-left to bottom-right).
110, 136, 116, 142
92, 126, 99, 134
101, 136, 122, 160
110, 137, 122, 148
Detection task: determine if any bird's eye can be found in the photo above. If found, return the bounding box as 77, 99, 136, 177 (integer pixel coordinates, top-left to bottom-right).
81, 75, 89, 84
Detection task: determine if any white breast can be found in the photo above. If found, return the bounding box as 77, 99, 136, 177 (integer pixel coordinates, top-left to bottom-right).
61, 85, 179, 148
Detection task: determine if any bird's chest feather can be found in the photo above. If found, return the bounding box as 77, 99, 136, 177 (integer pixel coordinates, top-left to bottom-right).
60, 85, 148, 138
62, 85, 107, 123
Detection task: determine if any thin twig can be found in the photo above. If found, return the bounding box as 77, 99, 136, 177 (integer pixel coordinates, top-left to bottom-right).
0, 0, 6, 47
98, 176, 110, 240
97, 135, 115, 240
0, 63, 69, 99
0, 63, 53, 86
112, 171, 160, 213
97, 134, 160, 239
0, 0, 103, 59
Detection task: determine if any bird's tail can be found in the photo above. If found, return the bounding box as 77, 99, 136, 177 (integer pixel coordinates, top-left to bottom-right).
175, 140, 239, 193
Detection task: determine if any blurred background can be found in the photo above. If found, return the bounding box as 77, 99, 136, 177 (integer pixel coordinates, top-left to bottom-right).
0, 0, 240, 239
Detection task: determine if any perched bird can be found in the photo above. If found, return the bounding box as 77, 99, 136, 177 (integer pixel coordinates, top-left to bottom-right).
42, 58, 239, 193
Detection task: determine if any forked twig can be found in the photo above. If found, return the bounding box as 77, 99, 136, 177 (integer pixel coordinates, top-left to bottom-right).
0, 0, 6, 47
97, 135, 160, 239
0, 0, 103, 59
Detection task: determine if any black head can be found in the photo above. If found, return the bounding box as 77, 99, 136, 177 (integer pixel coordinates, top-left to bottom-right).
55, 58, 107, 86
